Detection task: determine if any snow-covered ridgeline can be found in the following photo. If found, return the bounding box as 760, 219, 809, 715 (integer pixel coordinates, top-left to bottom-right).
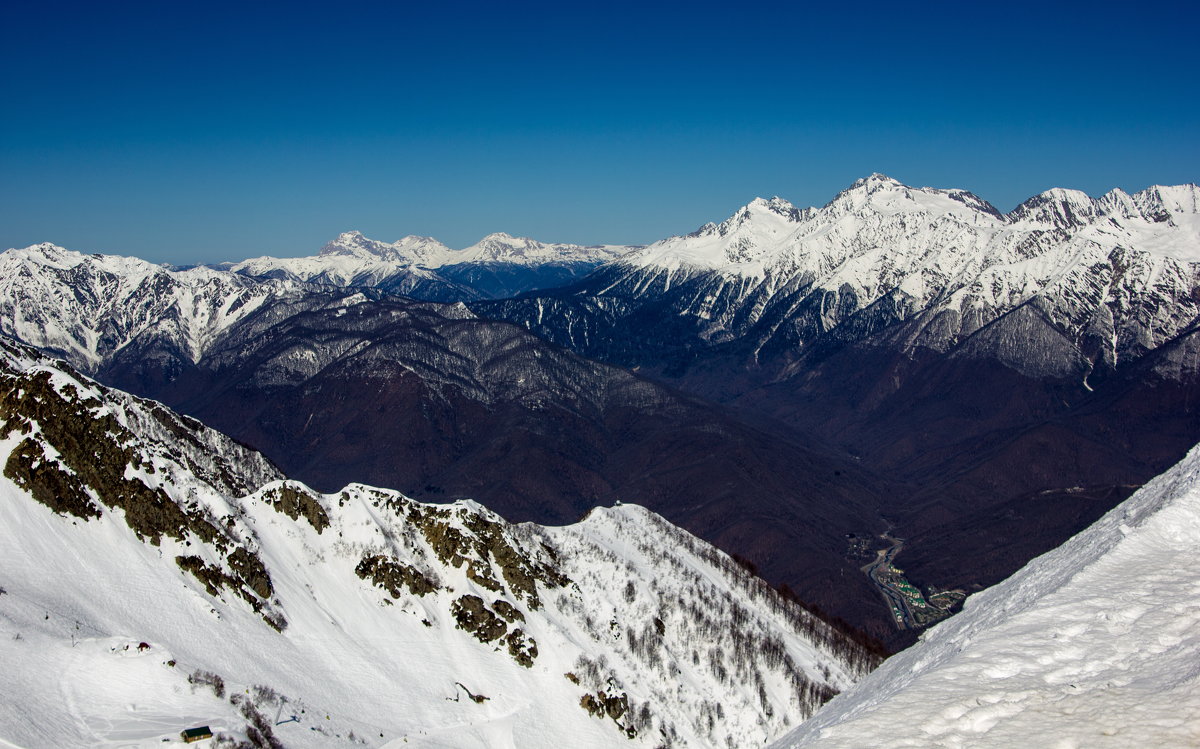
567, 175, 1200, 369
0, 243, 316, 373
629, 175, 1200, 277
770, 441, 1200, 748
0, 338, 876, 748
316, 230, 634, 268
222, 230, 638, 285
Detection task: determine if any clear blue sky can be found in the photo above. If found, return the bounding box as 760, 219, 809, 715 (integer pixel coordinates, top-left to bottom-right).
3, 0, 1197, 263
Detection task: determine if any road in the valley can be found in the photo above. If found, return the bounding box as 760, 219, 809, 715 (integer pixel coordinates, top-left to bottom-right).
861, 536, 915, 629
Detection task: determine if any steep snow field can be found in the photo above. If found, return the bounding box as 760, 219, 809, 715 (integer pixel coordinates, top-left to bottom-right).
0, 339, 873, 748
771, 443, 1200, 748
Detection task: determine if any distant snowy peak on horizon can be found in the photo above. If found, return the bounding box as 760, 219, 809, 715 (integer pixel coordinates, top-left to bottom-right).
458, 231, 636, 265
317, 230, 452, 264
771, 439, 1200, 748
301, 228, 636, 268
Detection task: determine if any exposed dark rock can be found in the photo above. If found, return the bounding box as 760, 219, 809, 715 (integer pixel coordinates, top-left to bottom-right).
355, 554, 438, 598
4, 437, 101, 519
492, 599, 524, 623
229, 547, 273, 600
261, 484, 329, 533
505, 628, 537, 668
450, 594, 508, 644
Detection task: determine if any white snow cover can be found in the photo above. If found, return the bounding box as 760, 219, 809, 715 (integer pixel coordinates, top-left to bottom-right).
225, 230, 637, 283
631, 174, 1200, 277
0, 342, 872, 748
771, 442, 1200, 748
591, 174, 1200, 366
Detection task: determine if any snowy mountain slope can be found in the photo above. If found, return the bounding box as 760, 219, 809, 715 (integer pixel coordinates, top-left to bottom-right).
0, 336, 878, 748
221, 231, 639, 301
0, 243, 326, 376
770, 441, 1200, 748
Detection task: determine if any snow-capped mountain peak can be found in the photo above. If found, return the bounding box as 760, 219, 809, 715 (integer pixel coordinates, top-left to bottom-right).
1008, 187, 1100, 228
1134, 182, 1200, 217
462, 231, 538, 261
850, 172, 904, 190
747, 196, 805, 219
316, 231, 452, 264
317, 230, 388, 258
455, 232, 631, 265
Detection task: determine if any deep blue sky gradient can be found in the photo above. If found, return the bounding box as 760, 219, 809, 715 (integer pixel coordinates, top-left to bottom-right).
3, 0, 1197, 263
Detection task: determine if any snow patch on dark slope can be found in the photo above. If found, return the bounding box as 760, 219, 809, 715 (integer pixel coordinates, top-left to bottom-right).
772, 441, 1200, 748
0, 337, 878, 748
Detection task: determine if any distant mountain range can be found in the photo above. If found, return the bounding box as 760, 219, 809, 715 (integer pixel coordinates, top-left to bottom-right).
210, 230, 639, 301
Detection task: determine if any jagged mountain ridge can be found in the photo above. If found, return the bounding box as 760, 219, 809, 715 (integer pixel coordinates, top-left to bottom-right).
218, 230, 640, 301
475, 174, 1200, 377
0, 243, 333, 377
0, 336, 878, 748
770, 441, 1200, 748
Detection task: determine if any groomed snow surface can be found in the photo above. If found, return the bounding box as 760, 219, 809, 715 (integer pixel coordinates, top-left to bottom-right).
772, 443, 1200, 748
